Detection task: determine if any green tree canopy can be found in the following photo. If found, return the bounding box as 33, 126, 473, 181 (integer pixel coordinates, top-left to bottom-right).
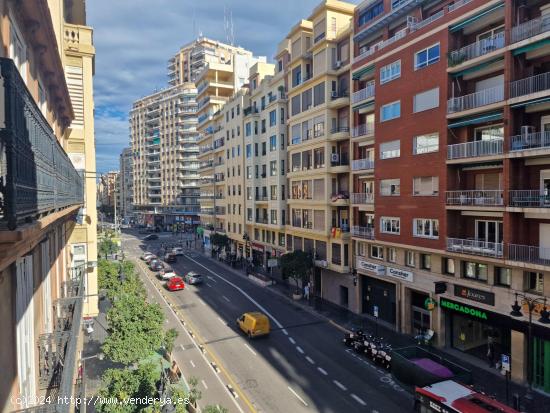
280, 250, 314, 293
210, 233, 229, 249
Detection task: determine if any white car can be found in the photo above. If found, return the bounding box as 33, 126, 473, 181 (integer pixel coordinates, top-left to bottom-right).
158, 267, 177, 280
172, 247, 184, 256
184, 271, 203, 285
141, 252, 154, 261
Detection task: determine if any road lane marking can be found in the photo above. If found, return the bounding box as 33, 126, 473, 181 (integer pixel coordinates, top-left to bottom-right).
201, 380, 208, 390
296, 346, 304, 354
206, 283, 212, 287
351, 394, 367, 406
317, 367, 328, 376
208, 276, 218, 283
289, 337, 296, 345
244, 344, 257, 356
305, 356, 315, 365
222, 295, 231, 303
179, 344, 186, 351
333, 380, 347, 391
281, 328, 289, 335
217, 317, 227, 326
287, 386, 308, 407
198, 298, 207, 306
189, 360, 196, 368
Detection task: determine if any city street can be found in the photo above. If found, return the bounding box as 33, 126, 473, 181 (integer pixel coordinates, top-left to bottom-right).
122, 230, 413, 413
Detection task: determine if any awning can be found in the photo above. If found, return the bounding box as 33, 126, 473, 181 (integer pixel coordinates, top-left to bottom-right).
512, 38, 550, 56
353, 101, 375, 113
451, 58, 504, 78
352, 64, 374, 80
449, 2, 504, 33
510, 96, 550, 109
448, 111, 503, 128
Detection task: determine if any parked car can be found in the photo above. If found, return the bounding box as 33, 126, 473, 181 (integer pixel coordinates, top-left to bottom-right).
184, 271, 203, 285
140, 252, 154, 260
149, 259, 164, 271
144, 255, 157, 263
164, 253, 177, 263
166, 276, 185, 291
237, 312, 270, 338
143, 234, 159, 241
158, 267, 177, 280
172, 247, 184, 256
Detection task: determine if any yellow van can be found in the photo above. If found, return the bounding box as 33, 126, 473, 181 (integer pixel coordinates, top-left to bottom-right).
237, 312, 270, 338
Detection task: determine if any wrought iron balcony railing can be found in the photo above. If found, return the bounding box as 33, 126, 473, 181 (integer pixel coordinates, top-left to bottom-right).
0, 58, 83, 230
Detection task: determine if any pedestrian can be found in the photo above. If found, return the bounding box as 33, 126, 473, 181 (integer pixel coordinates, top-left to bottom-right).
304, 284, 310, 301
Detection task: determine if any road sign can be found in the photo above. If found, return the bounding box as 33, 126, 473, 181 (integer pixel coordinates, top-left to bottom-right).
501, 354, 511, 372
373, 305, 379, 318
267, 258, 278, 268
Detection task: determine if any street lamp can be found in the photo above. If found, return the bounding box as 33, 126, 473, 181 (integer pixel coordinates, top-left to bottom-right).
509, 293, 550, 397
243, 233, 250, 272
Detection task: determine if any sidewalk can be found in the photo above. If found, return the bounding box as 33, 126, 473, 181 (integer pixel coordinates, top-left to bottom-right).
190, 244, 550, 413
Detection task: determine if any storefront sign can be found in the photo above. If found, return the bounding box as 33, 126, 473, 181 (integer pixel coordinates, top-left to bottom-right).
454, 285, 495, 306
251, 243, 264, 252
501, 354, 511, 372
424, 297, 436, 311
386, 266, 414, 282
356, 257, 385, 276
440, 298, 489, 321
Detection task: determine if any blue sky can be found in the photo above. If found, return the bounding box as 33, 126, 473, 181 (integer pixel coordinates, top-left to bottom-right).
88, 0, 360, 173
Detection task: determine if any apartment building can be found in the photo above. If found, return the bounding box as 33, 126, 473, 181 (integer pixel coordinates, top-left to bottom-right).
350, 0, 550, 389
284, 1, 356, 305
0, 0, 92, 410
119, 147, 134, 221
244, 61, 289, 267
98, 171, 119, 210
130, 84, 201, 229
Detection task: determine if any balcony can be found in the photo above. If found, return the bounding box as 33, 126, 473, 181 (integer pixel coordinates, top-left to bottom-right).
509, 190, 550, 208
351, 193, 374, 204
447, 85, 504, 114
351, 226, 374, 239
0, 58, 83, 230
352, 123, 375, 138
330, 192, 349, 205
329, 126, 350, 140
352, 84, 375, 105
328, 91, 350, 109
448, 33, 505, 67
447, 137, 503, 161
510, 72, 550, 100
445, 190, 504, 207
511, 15, 550, 44
446, 237, 503, 258
508, 244, 550, 266
510, 131, 550, 153
351, 158, 375, 171
255, 195, 268, 203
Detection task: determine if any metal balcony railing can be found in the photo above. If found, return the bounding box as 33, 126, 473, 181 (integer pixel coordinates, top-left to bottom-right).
508, 244, 550, 266
351, 158, 375, 171
0, 58, 84, 230
352, 84, 375, 104
510, 131, 550, 151
330, 126, 350, 134
448, 32, 505, 67
351, 226, 375, 239
351, 193, 374, 204
511, 15, 550, 43
352, 123, 375, 138
447, 137, 503, 160
447, 0, 473, 13
510, 72, 550, 99
447, 85, 504, 113
446, 237, 503, 257
509, 190, 550, 208
445, 190, 503, 206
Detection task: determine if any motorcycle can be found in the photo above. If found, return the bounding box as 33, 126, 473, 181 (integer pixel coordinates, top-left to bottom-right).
375, 343, 392, 370
343, 329, 364, 347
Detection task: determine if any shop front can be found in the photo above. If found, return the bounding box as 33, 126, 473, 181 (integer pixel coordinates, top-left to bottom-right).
411, 291, 431, 336
251, 243, 265, 267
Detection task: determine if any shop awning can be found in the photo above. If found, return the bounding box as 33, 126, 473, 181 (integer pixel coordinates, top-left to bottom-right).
512, 38, 550, 56
448, 111, 503, 128
353, 101, 375, 113
451, 58, 504, 78
352, 64, 374, 80
510, 96, 550, 109
449, 2, 504, 33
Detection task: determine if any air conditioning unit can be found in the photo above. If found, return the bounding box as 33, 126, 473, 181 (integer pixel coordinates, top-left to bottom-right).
335, 61, 342, 69
331, 153, 340, 163
331, 91, 338, 98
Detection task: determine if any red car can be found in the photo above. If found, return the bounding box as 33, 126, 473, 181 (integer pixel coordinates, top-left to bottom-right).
166, 276, 185, 291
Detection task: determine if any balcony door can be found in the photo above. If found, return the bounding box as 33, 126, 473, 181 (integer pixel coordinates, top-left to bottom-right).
539, 224, 550, 260
475, 220, 503, 246
540, 170, 550, 205
542, 116, 550, 146
361, 180, 374, 194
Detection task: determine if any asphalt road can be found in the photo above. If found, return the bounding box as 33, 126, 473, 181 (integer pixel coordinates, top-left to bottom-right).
122, 230, 413, 413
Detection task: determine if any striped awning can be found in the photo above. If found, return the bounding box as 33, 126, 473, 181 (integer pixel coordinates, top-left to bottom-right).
512, 38, 550, 56
510, 97, 550, 109
448, 111, 503, 128
352, 64, 375, 80
451, 58, 504, 78
449, 2, 504, 33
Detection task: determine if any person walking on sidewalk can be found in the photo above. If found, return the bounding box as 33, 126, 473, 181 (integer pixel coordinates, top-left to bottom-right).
304, 284, 310, 302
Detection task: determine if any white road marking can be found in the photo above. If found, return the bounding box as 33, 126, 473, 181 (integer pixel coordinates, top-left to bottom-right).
351, 394, 367, 406
305, 356, 315, 365
208, 276, 218, 283
289, 337, 296, 345
189, 360, 196, 368
317, 367, 328, 376
201, 380, 208, 390
198, 298, 207, 306
206, 283, 212, 287
287, 386, 308, 407
244, 344, 257, 356
333, 380, 347, 391
179, 344, 186, 351
281, 328, 289, 335
296, 346, 304, 354
217, 317, 227, 326
222, 295, 231, 303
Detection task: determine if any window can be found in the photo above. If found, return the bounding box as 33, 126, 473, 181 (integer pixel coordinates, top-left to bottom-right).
269, 110, 277, 126
387, 247, 397, 263
291, 95, 301, 116
415, 43, 440, 69
380, 140, 400, 159
463, 262, 488, 282
313, 82, 325, 106
313, 116, 325, 138
246, 167, 252, 179
413, 218, 439, 239
380, 217, 400, 234
525, 271, 544, 294
302, 88, 313, 111
406, 251, 415, 267
420, 254, 431, 270
270, 160, 277, 176
380, 60, 401, 84
358, 2, 383, 27
495, 267, 511, 287
269, 135, 277, 151
271, 210, 278, 225
262, 142, 267, 156
270, 185, 277, 200
10, 16, 28, 83
380, 179, 400, 196
413, 133, 439, 154
413, 87, 439, 113
413, 176, 439, 196
371, 245, 384, 260
443, 258, 455, 275
245, 122, 251, 137
381, 101, 401, 122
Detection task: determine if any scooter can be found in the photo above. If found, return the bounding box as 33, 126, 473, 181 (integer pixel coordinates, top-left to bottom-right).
343, 329, 364, 347
376, 343, 392, 370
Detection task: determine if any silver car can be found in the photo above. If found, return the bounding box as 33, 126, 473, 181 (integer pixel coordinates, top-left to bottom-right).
184, 271, 203, 285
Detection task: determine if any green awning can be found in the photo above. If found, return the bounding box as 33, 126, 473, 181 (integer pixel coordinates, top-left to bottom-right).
512, 38, 550, 56
352, 64, 374, 80
449, 2, 504, 33
448, 112, 503, 128
510, 97, 550, 109
353, 101, 375, 112
451, 58, 504, 78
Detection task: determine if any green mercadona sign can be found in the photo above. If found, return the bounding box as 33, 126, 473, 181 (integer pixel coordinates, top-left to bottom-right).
440, 298, 488, 321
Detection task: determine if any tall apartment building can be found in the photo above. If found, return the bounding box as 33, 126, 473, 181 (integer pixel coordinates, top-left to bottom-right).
244, 62, 289, 266
130, 84, 201, 229
0, 0, 94, 409
119, 147, 134, 220
284, 1, 355, 303
98, 171, 119, 210
350, 0, 550, 389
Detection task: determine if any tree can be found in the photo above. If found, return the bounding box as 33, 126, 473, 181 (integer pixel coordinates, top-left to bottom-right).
202, 406, 229, 413
163, 328, 179, 359
210, 233, 229, 250
187, 376, 202, 406
98, 259, 145, 301
280, 250, 314, 294
99, 237, 117, 259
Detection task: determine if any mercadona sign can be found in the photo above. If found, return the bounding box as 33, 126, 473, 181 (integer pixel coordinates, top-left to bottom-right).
440, 298, 488, 320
